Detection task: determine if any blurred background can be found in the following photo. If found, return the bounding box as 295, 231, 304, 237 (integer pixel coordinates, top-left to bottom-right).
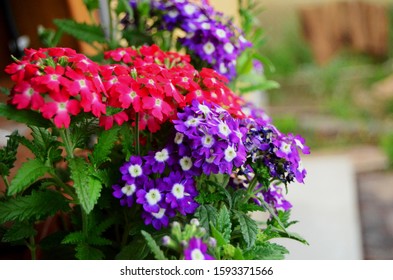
1, 0, 393, 259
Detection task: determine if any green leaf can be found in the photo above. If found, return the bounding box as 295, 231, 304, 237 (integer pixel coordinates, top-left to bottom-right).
120, 125, 135, 160
92, 126, 120, 167
234, 211, 259, 248
75, 243, 104, 260
116, 238, 149, 260
0, 131, 20, 177
141, 230, 167, 260
70, 158, 102, 214
244, 242, 289, 260
210, 223, 228, 246
233, 247, 245, 260
0, 86, 10, 96
7, 159, 51, 195
29, 126, 61, 162
54, 19, 106, 44
0, 104, 51, 127
2, 221, 37, 242
0, 190, 70, 223
62, 231, 84, 245
238, 80, 280, 94
195, 205, 218, 232
83, 0, 99, 11
217, 205, 231, 243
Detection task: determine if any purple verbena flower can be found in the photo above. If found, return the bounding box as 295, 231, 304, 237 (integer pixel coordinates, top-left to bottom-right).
184, 237, 214, 260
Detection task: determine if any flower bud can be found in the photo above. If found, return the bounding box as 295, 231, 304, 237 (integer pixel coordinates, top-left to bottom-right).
190, 218, 200, 226
208, 237, 217, 248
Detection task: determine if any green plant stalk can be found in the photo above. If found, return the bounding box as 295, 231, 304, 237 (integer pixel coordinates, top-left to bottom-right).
135, 113, 140, 155
28, 236, 37, 260
82, 209, 89, 239
49, 171, 76, 201
59, 128, 74, 159
1, 175, 10, 190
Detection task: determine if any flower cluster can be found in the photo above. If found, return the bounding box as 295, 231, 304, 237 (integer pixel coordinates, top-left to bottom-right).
128, 0, 251, 80
113, 153, 199, 230
5, 47, 106, 128
228, 103, 310, 211
101, 45, 245, 132
173, 100, 247, 175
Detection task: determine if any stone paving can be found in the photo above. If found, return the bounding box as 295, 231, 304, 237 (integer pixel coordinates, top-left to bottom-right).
357, 171, 393, 259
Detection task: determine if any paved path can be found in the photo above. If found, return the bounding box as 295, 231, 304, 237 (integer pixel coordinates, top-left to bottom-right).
274, 155, 363, 259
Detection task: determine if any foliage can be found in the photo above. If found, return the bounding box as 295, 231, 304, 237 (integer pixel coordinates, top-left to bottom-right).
0, 0, 309, 261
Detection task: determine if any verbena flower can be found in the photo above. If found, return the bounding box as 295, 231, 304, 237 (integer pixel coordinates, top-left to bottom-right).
173, 100, 247, 175
184, 237, 214, 260
5, 47, 105, 128
126, 0, 251, 80
101, 45, 245, 132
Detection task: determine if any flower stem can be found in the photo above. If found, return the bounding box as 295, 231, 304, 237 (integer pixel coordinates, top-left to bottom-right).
28, 236, 37, 260
59, 129, 74, 159
135, 113, 140, 155
82, 209, 89, 238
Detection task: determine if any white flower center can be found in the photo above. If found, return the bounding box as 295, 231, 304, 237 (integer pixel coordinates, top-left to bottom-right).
129, 90, 137, 99
219, 63, 228, 74
203, 42, 215, 55
180, 156, 192, 171
186, 117, 200, 127
224, 146, 237, 162
151, 208, 165, 219
155, 148, 169, 162
155, 98, 162, 106
121, 184, 136, 196
198, 104, 210, 114
218, 122, 230, 137
280, 143, 291, 154
216, 29, 226, 38
174, 132, 184, 144
184, 4, 196, 15
206, 156, 215, 163
128, 164, 142, 177
168, 10, 179, 18
57, 102, 67, 112
78, 79, 87, 88
201, 22, 211, 30
146, 189, 162, 205
224, 42, 234, 54
202, 134, 215, 148
191, 249, 205, 260
172, 183, 185, 199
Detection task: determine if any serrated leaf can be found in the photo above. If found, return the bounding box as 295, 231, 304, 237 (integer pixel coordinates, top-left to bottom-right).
210, 223, 228, 246
54, 19, 106, 44
70, 158, 102, 214
2, 221, 37, 242
234, 211, 259, 248
0, 131, 19, 177
244, 242, 289, 260
217, 205, 231, 243
233, 247, 245, 260
116, 238, 149, 260
0, 104, 51, 127
195, 205, 218, 232
7, 159, 51, 195
0, 190, 70, 223
141, 230, 167, 260
92, 126, 120, 167
89, 235, 112, 246
62, 231, 84, 245
75, 243, 104, 260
